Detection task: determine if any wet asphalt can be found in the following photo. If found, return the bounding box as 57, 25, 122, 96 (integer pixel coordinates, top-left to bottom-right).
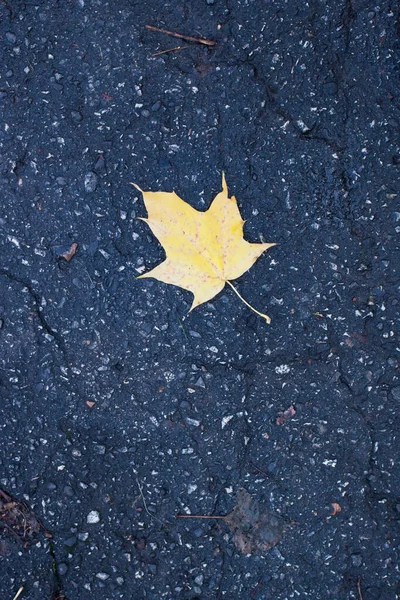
0, 1, 400, 599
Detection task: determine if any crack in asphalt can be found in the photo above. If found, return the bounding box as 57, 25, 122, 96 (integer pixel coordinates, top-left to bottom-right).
0, 268, 69, 363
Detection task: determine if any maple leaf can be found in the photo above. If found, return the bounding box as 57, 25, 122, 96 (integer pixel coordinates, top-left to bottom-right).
177, 488, 284, 555
133, 175, 276, 323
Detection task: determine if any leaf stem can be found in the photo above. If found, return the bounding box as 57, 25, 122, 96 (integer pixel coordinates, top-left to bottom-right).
177, 515, 225, 519
226, 281, 271, 324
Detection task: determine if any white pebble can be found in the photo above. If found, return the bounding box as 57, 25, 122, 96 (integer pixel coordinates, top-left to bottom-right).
87, 510, 100, 524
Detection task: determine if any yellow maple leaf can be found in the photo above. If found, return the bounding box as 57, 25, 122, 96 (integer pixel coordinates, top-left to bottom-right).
133, 175, 276, 323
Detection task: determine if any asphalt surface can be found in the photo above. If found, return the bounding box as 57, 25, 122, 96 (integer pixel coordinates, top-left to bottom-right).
1, 1, 400, 599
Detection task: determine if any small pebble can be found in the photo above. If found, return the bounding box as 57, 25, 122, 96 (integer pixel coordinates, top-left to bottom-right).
351, 554, 362, 567
71, 110, 83, 123
96, 572, 109, 581
391, 387, 400, 400
5, 32, 16, 44
58, 563, 68, 576
94, 155, 106, 172
87, 510, 100, 524
195, 574, 204, 586
63, 485, 74, 497
84, 171, 98, 193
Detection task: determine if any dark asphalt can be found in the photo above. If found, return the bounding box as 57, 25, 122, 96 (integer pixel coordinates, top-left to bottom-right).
1, 1, 399, 599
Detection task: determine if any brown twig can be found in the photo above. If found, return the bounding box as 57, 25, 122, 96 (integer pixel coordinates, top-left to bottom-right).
250, 579, 263, 598
177, 514, 225, 519
357, 578, 363, 600
146, 25, 216, 47
0, 489, 12, 502
152, 46, 187, 57
248, 461, 270, 479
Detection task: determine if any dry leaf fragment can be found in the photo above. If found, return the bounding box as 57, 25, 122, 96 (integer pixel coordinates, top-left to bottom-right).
0, 488, 52, 547
177, 488, 283, 555
276, 405, 296, 425
331, 502, 342, 516
133, 175, 276, 322
60, 242, 78, 262
225, 488, 283, 554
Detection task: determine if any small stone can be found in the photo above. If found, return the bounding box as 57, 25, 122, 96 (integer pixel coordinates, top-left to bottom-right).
84, 171, 98, 193
71, 110, 83, 123
194, 574, 204, 586
64, 536, 77, 548
5, 32, 16, 44
63, 485, 74, 497
141, 109, 150, 117
195, 376, 205, 388
391, 387, 400, 400
94, 155, 106, 172
151, 100, 161, 111
58, 563, 68, 576
87, 510, 100, 524
96, 572, 109, 581
206, 0, 215, 4
351, 554, 362, 567
46, 482, 57, 491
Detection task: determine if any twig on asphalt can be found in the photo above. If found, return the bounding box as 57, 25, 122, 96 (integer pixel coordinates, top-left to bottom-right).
248, 461, 270, 479
12, 586, 24, 600
136, 479, 153, 520
250, 579, 263, 598
357, 578, 363, 600
177, 514, 225, 519
152, 45, 187, 57
146, 25, 216, 47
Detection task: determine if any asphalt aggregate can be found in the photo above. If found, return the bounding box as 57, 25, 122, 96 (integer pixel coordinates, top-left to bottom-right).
0, 1, 399, 599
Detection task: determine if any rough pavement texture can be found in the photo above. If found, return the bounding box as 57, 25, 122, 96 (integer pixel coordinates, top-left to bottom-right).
1, 0, 399, 598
